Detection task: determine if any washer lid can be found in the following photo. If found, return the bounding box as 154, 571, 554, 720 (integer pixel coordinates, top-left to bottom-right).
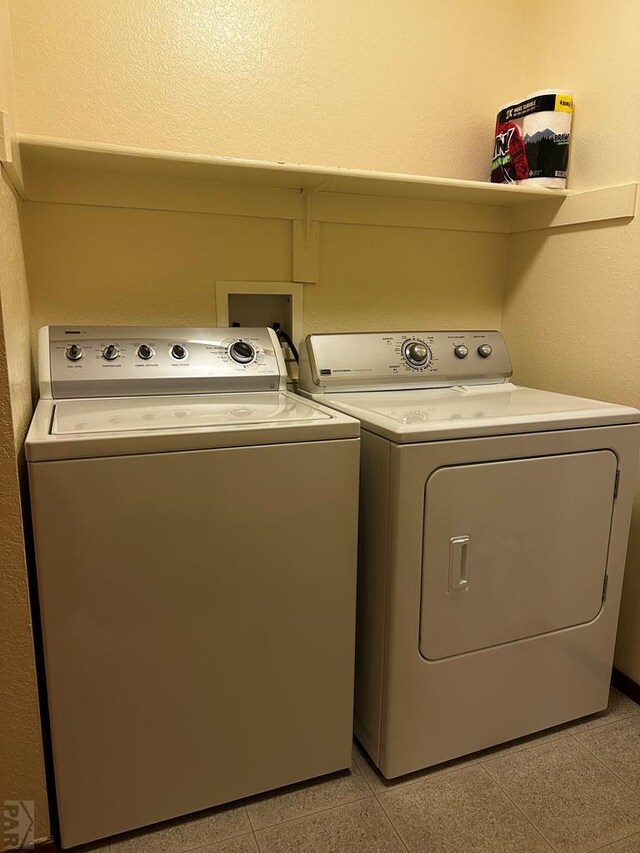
26, 391, 359, 462
314, 383, 640, 442
51, 392, 330, 435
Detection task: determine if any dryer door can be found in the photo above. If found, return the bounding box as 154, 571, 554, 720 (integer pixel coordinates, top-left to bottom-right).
419, 450, 617, 660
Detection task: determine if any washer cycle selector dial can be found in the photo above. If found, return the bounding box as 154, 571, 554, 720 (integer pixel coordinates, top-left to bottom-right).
137, 344, 154, 360
229, 340, 256, 364
171, 344, 188, 360
402, 340, 432, 369
477, 344, 493, 358
454, 345, 469, 359
102, 344, 120, 361
65, 344, 83, 361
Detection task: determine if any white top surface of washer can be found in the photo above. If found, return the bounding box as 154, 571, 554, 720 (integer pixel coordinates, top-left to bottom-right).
27, 390, 358, 461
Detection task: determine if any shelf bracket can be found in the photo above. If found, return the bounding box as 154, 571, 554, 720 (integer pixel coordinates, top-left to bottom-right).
293, 183, 328, 284
0, 111, 25, 195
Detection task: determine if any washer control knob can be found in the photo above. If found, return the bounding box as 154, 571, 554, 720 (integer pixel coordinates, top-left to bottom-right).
229, 340, 256, 364
102, 344, 120, 361
404, 341, 431, 367
137, 344, 154, 360
65, 344, 83, 361
171, 344, 188, 360
477, 344, 493, 358
454, 345, 469, 359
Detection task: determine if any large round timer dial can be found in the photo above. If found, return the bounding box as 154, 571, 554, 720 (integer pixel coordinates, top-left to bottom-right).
402, 339, 432, 369
229, 340, 256, 364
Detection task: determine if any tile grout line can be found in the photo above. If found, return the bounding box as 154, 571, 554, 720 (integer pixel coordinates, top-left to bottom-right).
565, 707, 640, 738
475, 733, 573, 765
568, 731, 640, 805
355, 756, 481, 796
373, 793, 411, 853
351, 751, 376, 795
587, 828, 640, 852
107, 811, 254, 853
245, 759, 371, 831
478, 757, 561, 853
253, 826, 265, 853
248, 793, 377, 836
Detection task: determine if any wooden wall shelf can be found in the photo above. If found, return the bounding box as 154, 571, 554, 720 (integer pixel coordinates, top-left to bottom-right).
15, 135, 638, 282
19, 135, 570, 208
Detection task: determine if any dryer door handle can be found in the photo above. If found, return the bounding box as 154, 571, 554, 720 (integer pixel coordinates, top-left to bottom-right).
448, 536, 470, 592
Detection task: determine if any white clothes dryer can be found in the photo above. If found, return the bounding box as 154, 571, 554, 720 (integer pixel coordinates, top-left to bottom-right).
298, 330, 640, 778
27, 326, 360, 848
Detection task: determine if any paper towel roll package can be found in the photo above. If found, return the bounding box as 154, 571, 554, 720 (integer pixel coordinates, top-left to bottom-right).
491, 90, 573, 188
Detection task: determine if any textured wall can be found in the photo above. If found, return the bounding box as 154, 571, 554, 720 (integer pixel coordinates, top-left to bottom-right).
0, 169, 48, 840
5, 4, 519, 842
0, 0, 20, 176
502, 1, 640, 679
22, 203, 507, 335
4, 3, 639, 845
8, 0, 523, 179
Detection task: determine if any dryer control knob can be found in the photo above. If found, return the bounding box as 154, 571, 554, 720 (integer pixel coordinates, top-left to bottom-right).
171, 344, 188, 360
102, 344, 120, 361
477, 344, 493, 358
66, 344, 83, 361
229, 340, 256, 364
454, 345, 469, 359
137, 344, 154, 360
404, 341, 431, 368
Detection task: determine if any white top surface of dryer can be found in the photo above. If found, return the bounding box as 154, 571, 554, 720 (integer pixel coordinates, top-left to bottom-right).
307, 383, 640, 442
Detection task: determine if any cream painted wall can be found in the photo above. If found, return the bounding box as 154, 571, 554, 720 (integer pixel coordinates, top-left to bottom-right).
8, 0, 523, 179
0, 0, 20, 177
22, 203, 507, 335
502, 1, 640, 679
3, 2, 639, 845
0, 0, 49, 840
6, 4, 516, 842
0, 168, 49, 841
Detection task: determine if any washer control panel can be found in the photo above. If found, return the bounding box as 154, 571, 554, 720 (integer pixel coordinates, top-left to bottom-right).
298, 330, 512, 392
42, 326, 286, 399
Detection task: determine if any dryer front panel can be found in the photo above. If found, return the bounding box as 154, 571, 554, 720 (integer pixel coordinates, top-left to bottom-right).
420, 450, 617, 660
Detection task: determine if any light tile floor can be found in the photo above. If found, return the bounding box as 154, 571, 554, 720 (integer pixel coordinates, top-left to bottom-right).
78, 688, 640, 853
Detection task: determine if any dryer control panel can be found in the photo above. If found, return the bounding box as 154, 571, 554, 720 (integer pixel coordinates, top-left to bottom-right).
298, 331, 512, 392
40, 326, 287, 398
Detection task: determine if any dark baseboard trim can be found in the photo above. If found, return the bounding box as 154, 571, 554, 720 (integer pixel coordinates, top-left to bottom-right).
5, 841, 56, 852
612, 667, 640, 706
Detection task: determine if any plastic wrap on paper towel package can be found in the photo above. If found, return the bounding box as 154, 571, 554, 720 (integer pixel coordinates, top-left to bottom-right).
491, 89, 573, 189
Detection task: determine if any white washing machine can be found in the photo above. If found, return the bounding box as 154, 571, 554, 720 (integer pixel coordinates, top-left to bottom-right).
298, 330, 640, 778
26, 326, 360, 848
